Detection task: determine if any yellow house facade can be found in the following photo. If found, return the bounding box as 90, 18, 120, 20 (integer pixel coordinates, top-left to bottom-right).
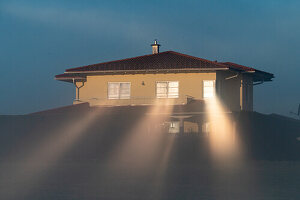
75, 72, 216, 106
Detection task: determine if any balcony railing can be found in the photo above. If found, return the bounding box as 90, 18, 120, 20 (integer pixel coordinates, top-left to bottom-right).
74, 95, 195, 106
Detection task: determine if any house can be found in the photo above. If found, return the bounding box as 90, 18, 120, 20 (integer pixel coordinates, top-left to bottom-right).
55, 40, 273, 134
55, 40, 273, 111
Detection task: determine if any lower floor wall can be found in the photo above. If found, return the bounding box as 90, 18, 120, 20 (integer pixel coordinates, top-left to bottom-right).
165, 118, 237, 136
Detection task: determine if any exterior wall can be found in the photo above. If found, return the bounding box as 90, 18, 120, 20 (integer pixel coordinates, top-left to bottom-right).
216, 71, 253, 112
184, 121, 199, 133
75, 72, 216, 106
240, 74, 253, 111
216, 71, 242, 112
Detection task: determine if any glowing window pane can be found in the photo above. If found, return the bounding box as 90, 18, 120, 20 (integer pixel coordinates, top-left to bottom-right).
202, 122, 210, 133
157, 82, 168, 88
169, 81, 179, 87
204, 81, 214, 87
108, 83, 120, 99
157, 87, 168, 98
120, 83, 130, 99
156, 81, 179, 98
157, 87, 168, 93
203, 80, 215, 99
108, 82, 131, 99
168, 87, 178, 93
169, 121, 180, 133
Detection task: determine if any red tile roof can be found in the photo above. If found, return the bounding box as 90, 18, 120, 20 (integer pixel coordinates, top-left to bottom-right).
65, 51, 227, 72
55, 51, 274, 82
220, 62, 256, 72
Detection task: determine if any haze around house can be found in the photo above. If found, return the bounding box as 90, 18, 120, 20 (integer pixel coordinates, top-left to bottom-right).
1, 0, 299, 116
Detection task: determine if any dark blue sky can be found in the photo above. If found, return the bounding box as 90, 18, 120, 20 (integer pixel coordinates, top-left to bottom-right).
1, 0, 299, 116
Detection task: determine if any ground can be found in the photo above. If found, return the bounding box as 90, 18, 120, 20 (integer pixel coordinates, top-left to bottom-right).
0, 106, 300, 200
1, 161, 300, 200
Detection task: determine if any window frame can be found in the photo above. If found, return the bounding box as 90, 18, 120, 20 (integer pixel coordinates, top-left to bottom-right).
203, 80, 216, 99
107, 82, 131, 100
156, 81, 179, 99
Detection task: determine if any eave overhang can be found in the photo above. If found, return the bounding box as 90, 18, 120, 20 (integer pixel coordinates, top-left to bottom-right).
55, 74, 87, 83
220, 62, 274, 82
55, 67, 229, 83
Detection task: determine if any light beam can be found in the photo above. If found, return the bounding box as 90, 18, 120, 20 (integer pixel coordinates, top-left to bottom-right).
0, 108, 105, 199
204, 97, 242, 164
108, 99, 175, 172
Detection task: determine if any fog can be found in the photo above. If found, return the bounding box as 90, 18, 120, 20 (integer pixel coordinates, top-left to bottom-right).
0, 104, 300, 199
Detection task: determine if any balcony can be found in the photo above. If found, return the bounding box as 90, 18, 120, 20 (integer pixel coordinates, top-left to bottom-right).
73, 95, 195, 107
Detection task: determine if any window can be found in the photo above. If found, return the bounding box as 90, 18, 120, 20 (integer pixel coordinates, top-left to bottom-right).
202, 122, 210, 133
108, 82, 131, 99
169, 121, 180, 133
156, 81, 179, 98
203, 80, 215, 99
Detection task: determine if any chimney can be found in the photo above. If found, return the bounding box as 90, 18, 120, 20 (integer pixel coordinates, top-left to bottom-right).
151, 39, 160, 54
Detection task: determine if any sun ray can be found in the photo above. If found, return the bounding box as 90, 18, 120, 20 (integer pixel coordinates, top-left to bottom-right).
107, 99, 175, 172
204, 97, 242, 164
0, 107, 105, 199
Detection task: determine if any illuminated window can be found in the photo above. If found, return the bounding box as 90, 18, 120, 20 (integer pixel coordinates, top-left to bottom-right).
203, 80, 215, 98
202, 122, 210, 133
169, 121, 180, 133
156, 81, 179, 98
108, 82, 131, 99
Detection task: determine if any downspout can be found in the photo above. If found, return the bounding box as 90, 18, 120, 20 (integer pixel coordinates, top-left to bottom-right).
73, 78, 85, 101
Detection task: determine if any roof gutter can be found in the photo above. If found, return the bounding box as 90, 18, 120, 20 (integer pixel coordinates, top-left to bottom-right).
225, 73, 239, 80
253, 81, 264, 86
55, 77, 86, 81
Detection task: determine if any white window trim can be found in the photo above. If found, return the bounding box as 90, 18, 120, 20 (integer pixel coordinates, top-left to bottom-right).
203, 80, 215, 99
107, 82, 131, 99
156, 81, 179, 99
